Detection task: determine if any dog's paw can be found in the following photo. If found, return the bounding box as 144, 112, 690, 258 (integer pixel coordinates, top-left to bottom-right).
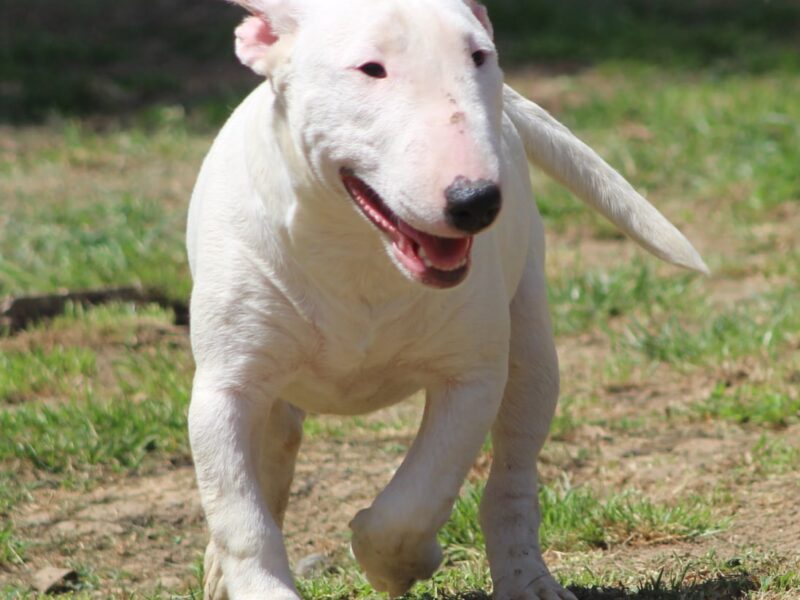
204, 540, 302, 600
350, 509, 443, 597
493, 572, 577, 600
204, 541, 228, 600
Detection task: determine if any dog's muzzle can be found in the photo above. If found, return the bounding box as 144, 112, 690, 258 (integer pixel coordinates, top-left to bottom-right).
341, 170, 474, 289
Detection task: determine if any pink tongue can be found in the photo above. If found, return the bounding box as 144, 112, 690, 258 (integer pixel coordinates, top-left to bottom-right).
398, 221, 471, 270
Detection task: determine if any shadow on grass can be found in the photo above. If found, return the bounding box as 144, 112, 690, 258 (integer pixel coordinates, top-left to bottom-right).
426, 572, 757, 599
566, 572, 758, 600
487, 0, 800, 71
1, 0, 799, 123
0, 0, 257, 124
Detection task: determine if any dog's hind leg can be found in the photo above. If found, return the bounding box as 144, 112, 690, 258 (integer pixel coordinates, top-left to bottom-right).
190, 378, 303, 600
350, 373, 508, 597
479, 259, 577, 600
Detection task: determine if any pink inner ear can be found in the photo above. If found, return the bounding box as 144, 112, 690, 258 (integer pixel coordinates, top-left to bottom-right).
468, 1, 494, 38
235, 15, 279, 71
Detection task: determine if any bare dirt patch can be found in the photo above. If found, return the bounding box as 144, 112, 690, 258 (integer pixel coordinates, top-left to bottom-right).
7, 468, 206, 595
3, 416, 419, 596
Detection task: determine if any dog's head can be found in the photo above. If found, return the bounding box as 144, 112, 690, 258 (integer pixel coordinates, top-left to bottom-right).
231, 0, 504, 288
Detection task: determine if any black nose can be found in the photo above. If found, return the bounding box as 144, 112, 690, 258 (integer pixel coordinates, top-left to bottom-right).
445, 178, 501, 234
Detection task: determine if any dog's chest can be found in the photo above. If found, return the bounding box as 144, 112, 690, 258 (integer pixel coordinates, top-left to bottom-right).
281, 363, 424, 415
279, 301, 462, 415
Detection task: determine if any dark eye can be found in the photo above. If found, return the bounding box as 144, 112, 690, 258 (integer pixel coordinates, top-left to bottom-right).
472, 50, 486, 67
359, 62, 387, 78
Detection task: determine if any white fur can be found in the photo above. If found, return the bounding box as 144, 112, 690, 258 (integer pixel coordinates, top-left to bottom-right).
187, 1, 705, 599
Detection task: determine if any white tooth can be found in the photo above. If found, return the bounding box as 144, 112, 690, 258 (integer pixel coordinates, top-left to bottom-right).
443, 258, 467, 272
418, 247, 434, 268
416, 246, 468, 271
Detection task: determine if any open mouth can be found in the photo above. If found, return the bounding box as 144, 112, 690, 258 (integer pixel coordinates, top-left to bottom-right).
341, 169, 472, 288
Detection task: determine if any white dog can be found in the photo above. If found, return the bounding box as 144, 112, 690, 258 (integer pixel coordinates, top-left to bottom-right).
186, 0, 707, 598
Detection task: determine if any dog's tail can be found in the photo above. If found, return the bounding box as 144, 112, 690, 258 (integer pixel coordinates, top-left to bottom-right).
503, 85, 708, 274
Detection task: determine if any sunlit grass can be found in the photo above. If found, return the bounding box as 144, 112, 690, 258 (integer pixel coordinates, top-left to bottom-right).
548, 262, 698, 335
0, 346, 96, 404
694, 383, 800, 428
440, 483, 722, 555
0, 306, 192, 478
0, 195, 190, 301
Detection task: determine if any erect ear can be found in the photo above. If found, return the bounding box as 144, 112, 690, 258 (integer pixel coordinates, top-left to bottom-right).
228, 0, 301, 77
466, 0, 493, 39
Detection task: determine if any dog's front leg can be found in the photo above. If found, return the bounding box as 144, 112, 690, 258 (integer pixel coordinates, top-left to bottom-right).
480, 263, 577, 600
350, 373, 507, 597
189, 374, 301, 600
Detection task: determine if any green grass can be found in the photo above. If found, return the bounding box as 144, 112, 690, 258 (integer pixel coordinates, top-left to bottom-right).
1, 167, 191, 302
559, 549, 762, 599
598, 74, 799, 218
0, 346, 96, 404
298, 559, 493, 600
548, 262, 697, 335
608, 284, 800, 370
760, 571, 800, 594
747, 436, 800, 475
35, 301, 177, 338
530, 70, 800, 238
440, 483, 721, 556
0, 523, 25, 569
0, 305, 191, 481
0, 387, 188, 476
694, 383, 800, 428
439, 485, 486, 563
0, 472, 28, 570
0, 351, 191, 475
